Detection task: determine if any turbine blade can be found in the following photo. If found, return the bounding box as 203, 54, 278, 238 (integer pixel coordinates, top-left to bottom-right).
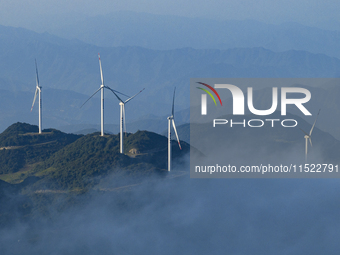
35, 59, 40, 88
171, 87, 176, 117
124, 88, 145, 104
111, 90, 130, 98
104, 86, 123, 102
80, 87, 101, 108
309, 137, 312, 147
98, 53, 104, 85
31, 87, 38, 111
305, 137, 308, 157
309, 109, 321, 136
299, 128, 309, 136
172, 119, 182, 150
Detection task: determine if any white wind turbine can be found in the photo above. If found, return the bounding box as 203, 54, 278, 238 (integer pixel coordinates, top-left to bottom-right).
167, 87, 182, 172
31, 59, 42, 134
106, 87, 145, 154
300, 109, 321, 163
81, 54, 127, 136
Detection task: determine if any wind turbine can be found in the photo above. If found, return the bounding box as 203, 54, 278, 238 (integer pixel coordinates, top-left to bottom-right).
300, 109, 321, 163
81, 53, 126, 136
31, 59, 42, 134
106, 87, 145, 154
167, 87, 182, 171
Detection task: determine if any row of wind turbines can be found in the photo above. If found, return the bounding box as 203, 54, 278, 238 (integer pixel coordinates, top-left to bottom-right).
31, 55, 320, 168
31, 54, 181, 171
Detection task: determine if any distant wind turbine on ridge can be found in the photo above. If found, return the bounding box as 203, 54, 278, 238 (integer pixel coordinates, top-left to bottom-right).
300, 109, 321, 163
81, 53, 128, 136
107, 87, 145, 154
31, 59, 42, 134
167, 87, 182, 172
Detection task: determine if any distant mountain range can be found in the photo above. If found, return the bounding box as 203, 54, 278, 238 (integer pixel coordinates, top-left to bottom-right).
1, 24, 340, 135
46, 11, 340, 59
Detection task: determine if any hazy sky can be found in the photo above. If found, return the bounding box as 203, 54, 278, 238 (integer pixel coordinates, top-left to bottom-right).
0, 0, 339, 31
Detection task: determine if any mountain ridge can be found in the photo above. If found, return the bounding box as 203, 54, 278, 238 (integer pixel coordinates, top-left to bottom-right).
46, 11, 340, 58
0, 122, 189, 189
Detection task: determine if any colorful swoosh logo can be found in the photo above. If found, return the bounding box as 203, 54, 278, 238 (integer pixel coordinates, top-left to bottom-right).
196, 82, 223, 106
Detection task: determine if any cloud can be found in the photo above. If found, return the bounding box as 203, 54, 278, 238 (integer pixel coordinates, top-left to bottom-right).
1, 164, 340, 255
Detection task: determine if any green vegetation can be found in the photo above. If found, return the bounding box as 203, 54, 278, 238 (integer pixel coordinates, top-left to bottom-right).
0, 162, 40, 183
0, 123, 190, 190
124, 131, 167, 152
39, 133, 130, 189
0, 122, 82, 174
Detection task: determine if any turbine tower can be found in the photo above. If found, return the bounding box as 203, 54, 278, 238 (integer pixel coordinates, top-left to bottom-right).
167, 87, 181, 171
300, 109, 320, 163
107, 87, 145, 154
31, 59, 42, 134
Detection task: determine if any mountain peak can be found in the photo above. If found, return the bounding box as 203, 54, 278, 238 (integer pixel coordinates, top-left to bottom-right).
2, 122, 38, 135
